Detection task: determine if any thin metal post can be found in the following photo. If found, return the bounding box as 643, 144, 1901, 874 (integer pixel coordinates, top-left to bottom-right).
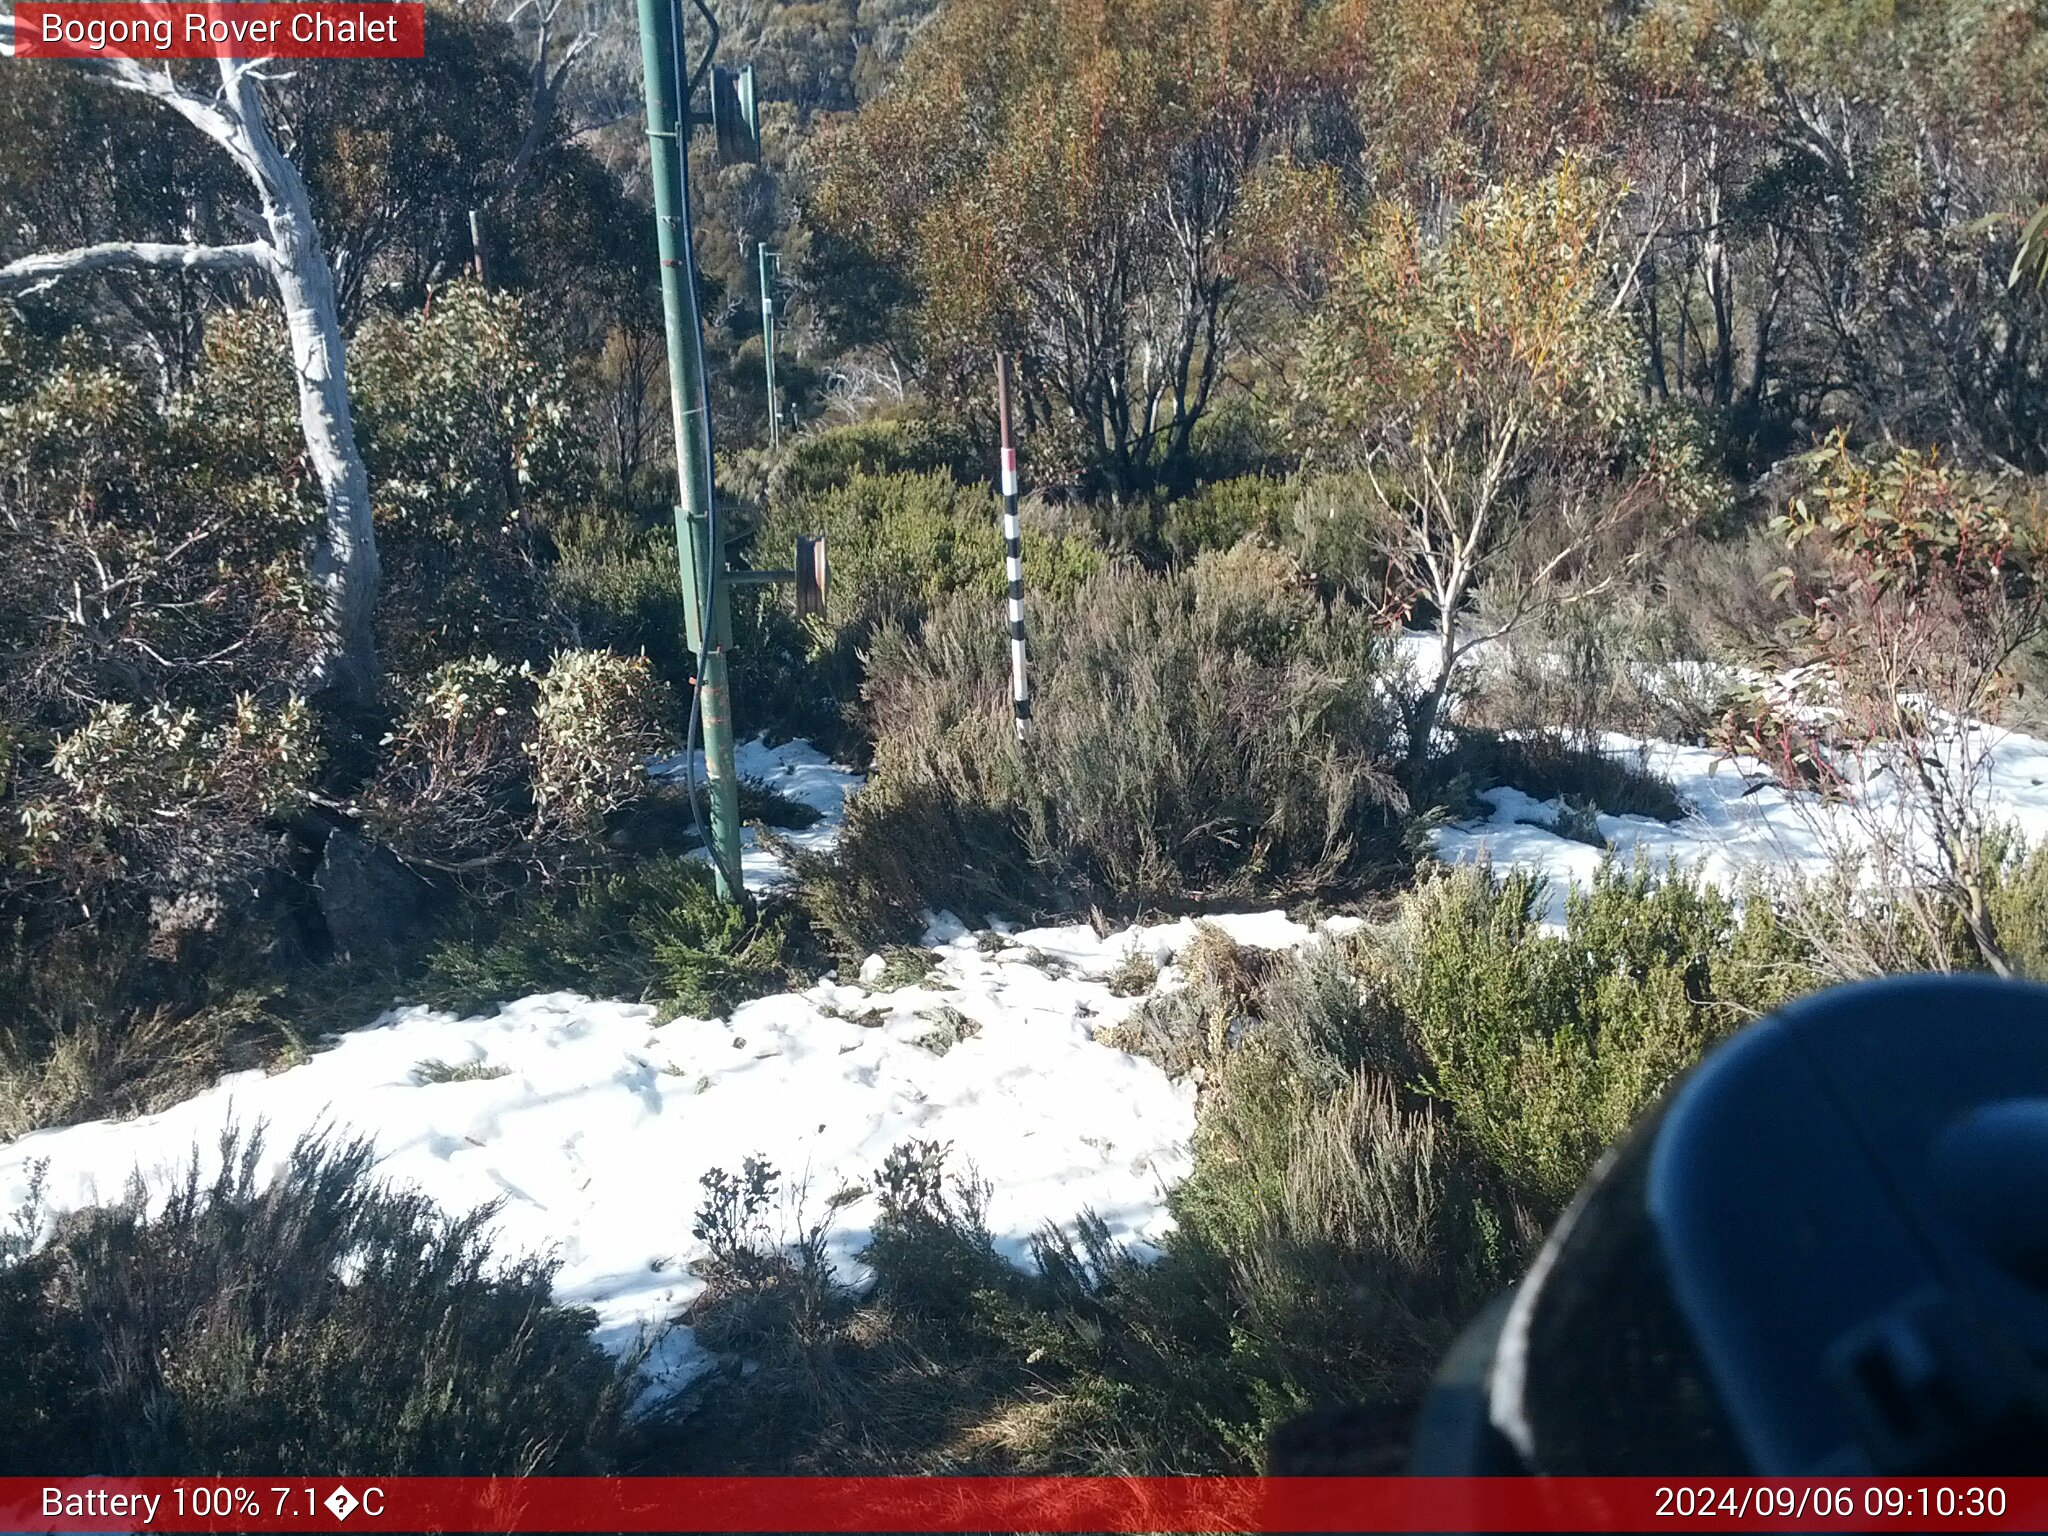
994, 353, 1030, 741
637, 0, 742, 901
758, 243, 780, 450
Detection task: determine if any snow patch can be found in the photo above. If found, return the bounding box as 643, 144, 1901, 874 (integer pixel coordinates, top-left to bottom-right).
649, 735, 864, 893
0, 903, 1355, 1403
1431, 728, 2048, 927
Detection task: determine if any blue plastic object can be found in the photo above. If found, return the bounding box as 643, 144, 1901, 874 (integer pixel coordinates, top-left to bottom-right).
1407, 976, 2048, 1476
1650, 975, 2048, 1473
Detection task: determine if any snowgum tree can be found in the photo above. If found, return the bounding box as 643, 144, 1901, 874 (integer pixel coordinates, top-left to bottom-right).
1292, 165, 1720, 766
0, 35, 379, 710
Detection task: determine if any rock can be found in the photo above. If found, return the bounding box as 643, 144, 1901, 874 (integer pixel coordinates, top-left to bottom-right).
316, 827, 429, 959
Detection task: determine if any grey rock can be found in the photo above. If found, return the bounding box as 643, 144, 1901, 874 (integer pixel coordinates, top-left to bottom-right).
316, 827, 428, 958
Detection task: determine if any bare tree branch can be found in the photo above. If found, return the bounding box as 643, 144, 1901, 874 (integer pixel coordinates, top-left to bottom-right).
493, 0, 596, 204
0, 240, 275, 296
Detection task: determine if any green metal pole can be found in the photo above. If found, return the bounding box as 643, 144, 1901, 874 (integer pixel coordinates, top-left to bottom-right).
758, 243, 779, 451
637, 0, 743, 902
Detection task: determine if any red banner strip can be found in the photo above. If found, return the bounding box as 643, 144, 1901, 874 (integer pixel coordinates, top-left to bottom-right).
9, 5, 424, 59
1, 1477, 2044, 1533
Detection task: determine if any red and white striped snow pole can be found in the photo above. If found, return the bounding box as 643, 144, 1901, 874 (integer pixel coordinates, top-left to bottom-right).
994, 352, 1031, 742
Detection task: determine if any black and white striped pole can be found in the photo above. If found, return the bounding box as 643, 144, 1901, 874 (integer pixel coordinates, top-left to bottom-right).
994, 353, 1031, 742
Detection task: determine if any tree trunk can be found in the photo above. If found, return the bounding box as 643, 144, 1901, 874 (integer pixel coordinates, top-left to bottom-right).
229, 72, 380, 710
1406, 615, 1461, 770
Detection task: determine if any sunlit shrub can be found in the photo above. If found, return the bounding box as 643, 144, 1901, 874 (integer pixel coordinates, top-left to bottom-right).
0, 1132, 627, 1474
800, 546, 1406, 948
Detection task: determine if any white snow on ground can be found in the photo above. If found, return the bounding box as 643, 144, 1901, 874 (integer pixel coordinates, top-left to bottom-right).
15, 695, 2043, 1405
0, 896, 1359, 1402
649, 735, 863, 893
1431, 728, 2048, 927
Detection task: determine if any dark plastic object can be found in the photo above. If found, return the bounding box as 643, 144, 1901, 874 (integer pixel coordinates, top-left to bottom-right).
795, 535, 828, 621
1406, 976, 2048, 1476
711, 64, 760, 163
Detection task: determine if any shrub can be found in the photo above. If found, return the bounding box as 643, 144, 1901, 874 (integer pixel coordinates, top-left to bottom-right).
352, 283, 586, 671
353, 285, 584, 530
801, 546, 1407, 949
544, 504, 692, 689
1986, 837, 2048, 982
668, 865, 1824, 1477
667, 1142, 1033, 1474
1281, 473, 1392, 600
1185, 397, 1290, 483
1770, 828, 2048, 986
1469, 578, 1705, 747
757, 468, 1103, 629
0, 986, 259, 1143
1724, 439, 2048, 976
17, 696, 319, 906
863, 1140, 1013, 1332
1027, 932, 1506, 1474
362, 650, 673, 883
1101, 923, 1282, 1083
1421, 731, 1687, 827
1387, 860, 1804, 1216
766, 419, 984, 503
530, 650, 674, 836
739, 463, 1105, 752
0, 1130, 627, 1474
420, 855, 786, 1017
1158, 475, 1292, 561
361, 656, 538, 871
869, 946, 941, 991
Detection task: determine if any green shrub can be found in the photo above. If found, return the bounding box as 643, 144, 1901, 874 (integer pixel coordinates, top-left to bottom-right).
17, 697, 319, 905
758, 469, 1103, 630
352, 283, 585, 671
766, 418, 985, 508
420, 855, 786, 1017
1773, 830, 2048, 986
667, 864, 1825, 1477
1280, 473, 1391, 600
530, 650, 675, 836
0, 1131, 627, 1474
869, 946, 941, 991
1152, 472, 1392, 595
863, 1140, 1014, 1333
1031, 1068, 1496, 1472
1100, 922, 1283, 1084
1185, 396, 1290, 483
361, 649, 673, 882
413, 1058, 511, 1084
1014, 929, 1506, 1473
801, 546, 1408, 949
1158, 475, 1292, 560
667, 1141, 1036, 1474
0, 992, 253, 1143
1468, 574, 1713, 747
544, 504, 692, 690
739, 462, 1105, 751
1985, 837, 2048, 981
0, 902, 310, 1143
1388, 860, 1804, 1215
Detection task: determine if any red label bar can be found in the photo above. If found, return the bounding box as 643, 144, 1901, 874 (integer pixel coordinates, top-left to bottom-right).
2, 1478, 2046, 1533
9, 4, 424, 58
